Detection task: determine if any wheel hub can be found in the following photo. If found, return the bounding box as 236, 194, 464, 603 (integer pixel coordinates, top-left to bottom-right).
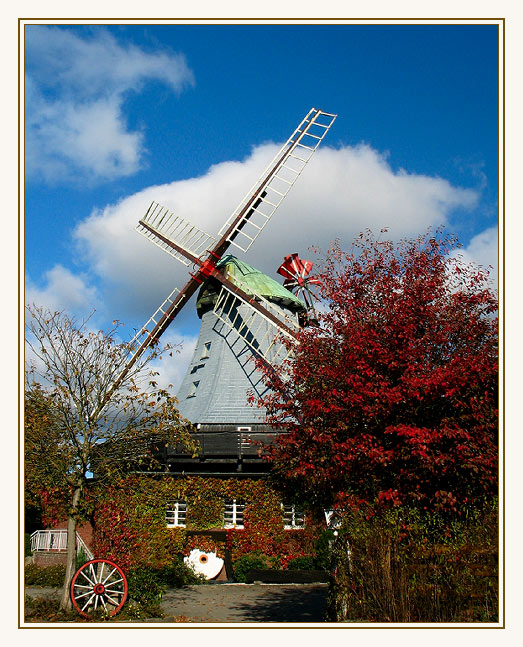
94, 583, 106, 595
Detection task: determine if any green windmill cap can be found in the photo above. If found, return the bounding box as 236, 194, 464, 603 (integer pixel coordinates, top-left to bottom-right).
196, 254, 306, 317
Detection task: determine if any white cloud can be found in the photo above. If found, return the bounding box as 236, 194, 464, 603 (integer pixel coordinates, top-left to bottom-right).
147, 330, 198, 395
452, 226, 498, 288
25, 264, 99, 317
25, 26, 194, 183
73, 141, 481, 319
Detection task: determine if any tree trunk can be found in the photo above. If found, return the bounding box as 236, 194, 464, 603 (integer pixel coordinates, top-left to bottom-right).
60, 486, 81, 611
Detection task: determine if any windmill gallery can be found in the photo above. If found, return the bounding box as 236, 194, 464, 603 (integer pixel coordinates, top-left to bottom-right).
33, 109, 339, 616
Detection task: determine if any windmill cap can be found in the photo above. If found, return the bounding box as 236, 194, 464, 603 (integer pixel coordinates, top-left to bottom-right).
195, 254, 307, 318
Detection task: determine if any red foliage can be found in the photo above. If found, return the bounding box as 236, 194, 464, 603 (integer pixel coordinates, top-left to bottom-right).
257, 230, 498, 512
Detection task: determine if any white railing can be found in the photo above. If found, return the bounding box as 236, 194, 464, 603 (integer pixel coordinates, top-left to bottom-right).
30, 530, 93, 560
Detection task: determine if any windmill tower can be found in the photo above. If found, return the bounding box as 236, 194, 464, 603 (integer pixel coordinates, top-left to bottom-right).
175, 253, 307, 425
106, 108, 337, 475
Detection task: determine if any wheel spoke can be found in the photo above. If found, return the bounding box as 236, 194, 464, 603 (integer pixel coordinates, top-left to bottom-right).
105, 594, 120, 607
102, 567, 117, 585
81, 593, 96, 612
74, 589, 92, 600
79, 570, 96, 586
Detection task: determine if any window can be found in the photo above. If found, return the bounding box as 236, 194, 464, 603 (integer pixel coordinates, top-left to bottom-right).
282, 504, 305, 529
187, 380, 200, 398
200, 342, 212, 359
224, 499, 245, 528
165, 501, 187, 527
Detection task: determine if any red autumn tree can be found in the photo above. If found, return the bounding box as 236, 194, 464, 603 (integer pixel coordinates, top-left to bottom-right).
258, 229, 498, 513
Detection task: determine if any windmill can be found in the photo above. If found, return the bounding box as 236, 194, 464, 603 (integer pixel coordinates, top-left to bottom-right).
68, 110, 337, 609
107, 108, 337, 405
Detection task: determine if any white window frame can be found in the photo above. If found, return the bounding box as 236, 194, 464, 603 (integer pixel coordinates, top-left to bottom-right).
200, 341, 212, 359
187, 380, 200, 398
165, 501, 187, 528
282, 503, 305, 530
224, 499, 245, 529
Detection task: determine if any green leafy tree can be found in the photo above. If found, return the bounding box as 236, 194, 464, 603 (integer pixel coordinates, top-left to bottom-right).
25, 305, 196, 611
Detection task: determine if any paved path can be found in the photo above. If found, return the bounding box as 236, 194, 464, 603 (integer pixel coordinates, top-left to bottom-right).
160, 583, 328, 623
25, 583, 329, 624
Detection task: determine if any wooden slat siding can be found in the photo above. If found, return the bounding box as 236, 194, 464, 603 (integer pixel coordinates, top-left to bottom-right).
166, 432, 276, 457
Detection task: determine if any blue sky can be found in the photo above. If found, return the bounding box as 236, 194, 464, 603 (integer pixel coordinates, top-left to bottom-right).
24, 21, 500, 390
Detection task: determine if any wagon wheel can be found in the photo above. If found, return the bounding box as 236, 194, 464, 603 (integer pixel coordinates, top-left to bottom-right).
70, 559, 128, 618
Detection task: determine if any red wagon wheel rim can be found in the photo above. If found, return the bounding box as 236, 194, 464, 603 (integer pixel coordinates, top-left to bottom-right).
70, 559, 128, 618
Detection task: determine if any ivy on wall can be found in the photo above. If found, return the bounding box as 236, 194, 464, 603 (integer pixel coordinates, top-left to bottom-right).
91, 475, 323, 571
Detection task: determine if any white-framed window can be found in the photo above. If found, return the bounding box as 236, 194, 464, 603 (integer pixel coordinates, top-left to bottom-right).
200, 342, 212, 359
282, 504, 305, 529
224, 499, 245, 528
165, 501, 187, 527
187, 380, 200, 398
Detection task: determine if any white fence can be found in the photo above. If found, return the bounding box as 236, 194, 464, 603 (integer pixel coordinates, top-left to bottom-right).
30, 530, 93, 560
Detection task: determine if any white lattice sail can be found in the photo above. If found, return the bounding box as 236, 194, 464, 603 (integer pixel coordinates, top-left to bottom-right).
137, 201, 216, 265
127, 286, 181, 360
212, 278, 299, 365
219, 108, 337, 253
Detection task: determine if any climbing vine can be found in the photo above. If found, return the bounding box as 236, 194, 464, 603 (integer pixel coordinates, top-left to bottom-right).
91, 475, 322, 571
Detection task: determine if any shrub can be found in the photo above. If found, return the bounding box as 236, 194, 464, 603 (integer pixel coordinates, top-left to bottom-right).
24, 594, 163, 623
25, 533, 32, 557
314, 529, 335, 571
25, 563, 66, 587
119, 601, 164, 621
127, 568, 165, 605
286, 556, 315, 570
233, 552, 271, 583
156, 558, 206, 587
75, 549, 89, 570
25, 596, 81, 623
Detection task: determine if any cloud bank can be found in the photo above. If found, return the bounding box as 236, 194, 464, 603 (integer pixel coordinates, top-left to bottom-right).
25, 26, 194, 183
73, 142, 483, 313
30, 141, 496, 390
25, 265, 98, 318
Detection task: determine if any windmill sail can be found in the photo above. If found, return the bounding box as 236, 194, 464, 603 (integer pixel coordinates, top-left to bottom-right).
102, 107, 335, 410
212, 277, 299, 364
137, 201, 216, 266
126, 286, 182, 362
218, 108, 337, 253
